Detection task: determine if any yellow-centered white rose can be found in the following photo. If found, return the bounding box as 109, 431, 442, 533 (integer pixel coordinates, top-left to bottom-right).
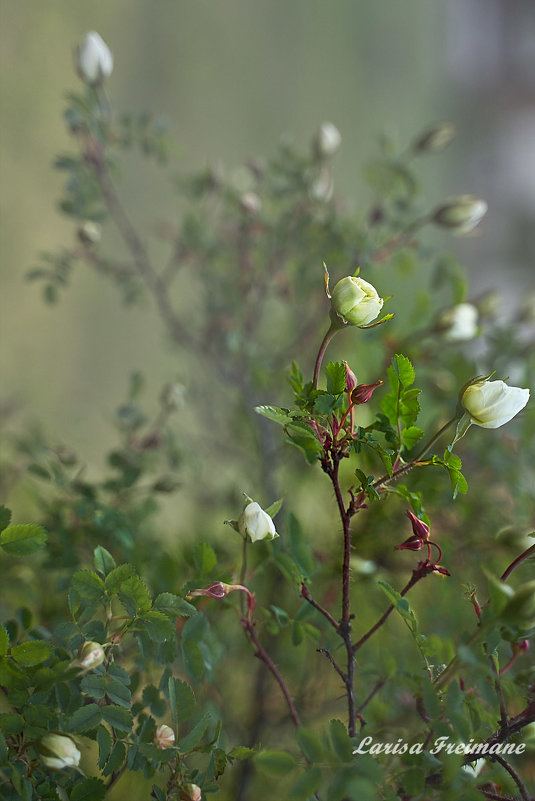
238, 502, 278, 543
37, 733, 81, 769
462, 379, 530, 429
76, 31, 113, 85
330, 276, 384, 327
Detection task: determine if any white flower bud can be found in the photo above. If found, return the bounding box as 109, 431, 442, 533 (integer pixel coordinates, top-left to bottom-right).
238, 502, 278, 543
314, 122, 342, 158
432, 194, 488, 235
154, 724, 175, 750
437, 303, 479, 342
76, 31, 113, 85
77, 221, 102, 245
462, 379, 530, 429
330, 276, 384, 327
77, 641, 105, 671
37, 733, 81, 770
239, 192, 262, 215
412, 122, 456, 154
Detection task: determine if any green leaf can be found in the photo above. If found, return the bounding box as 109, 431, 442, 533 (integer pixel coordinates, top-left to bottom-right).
228, 745, 257, 760
0, 713, 25, 734
254, 749, 297, 775
0, 524, 47, 556
177, 712, 211, 753
288, 766, 323, 800
296, 727, 324, 763
71, 778, 106, 801
118, 575, 151, 615
0, 505, 12, 532
71, 570, 106, 601
313, 392, 344, 416
0, 730, 7, 762
168, 677, 195, 723
392, 353, 415, 387
153, 592, 196, 618
94, 546, 116, 576
329, 718, 354, 761
402, 426, 424, 450
11, 640, 52, 667
104, 563, 137, 594
326, 361, 346, 395
101, 704, 132, 732
0, 626, 9, 657
285, 426, 323, 465
181, 638, 204, 681
97, 725, 112, 769
104, 677, 132, 708
102, 741, 126, 777
255, 405, 293, 426
193, 542, 217, 576
264, 497, 284, 519
140, 610, 176, 642
68, 703, 102, 732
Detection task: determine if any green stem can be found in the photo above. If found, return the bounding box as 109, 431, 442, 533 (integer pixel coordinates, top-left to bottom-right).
312, 321, 341, 389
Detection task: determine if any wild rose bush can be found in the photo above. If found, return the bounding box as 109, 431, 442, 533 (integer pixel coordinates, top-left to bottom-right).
1, 32, 534, 801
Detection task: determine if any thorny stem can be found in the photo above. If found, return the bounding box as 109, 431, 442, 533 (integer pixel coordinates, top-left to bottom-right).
301, 584, 340, 631
489, 753, 532, 801
241, 619, 301, 727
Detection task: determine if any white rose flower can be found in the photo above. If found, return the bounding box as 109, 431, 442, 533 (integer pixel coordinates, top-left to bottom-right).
238, 502, 278, 543
438, 303, 479, 342
462, 379, 530, 429
76, 31, 113, 85
37, 733, 81, 769
330, 276, 384, 327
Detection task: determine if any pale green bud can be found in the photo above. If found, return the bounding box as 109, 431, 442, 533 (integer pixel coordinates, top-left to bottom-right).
314, 122, 342, 158
330, 276, 384, 327
412, 122, 456, 154
77, 641, 105, 671
238, 501, 278, 543
432, 194, 488, 235
37, 733, 81, 769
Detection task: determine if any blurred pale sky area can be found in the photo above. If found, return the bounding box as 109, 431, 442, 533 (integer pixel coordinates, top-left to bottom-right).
0, 0, 534, 457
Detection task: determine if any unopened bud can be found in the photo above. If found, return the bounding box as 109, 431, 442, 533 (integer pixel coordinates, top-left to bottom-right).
77, 221, 102, 245
432, 194, 488, 235
77, 641, 105, 671
154, 724, 175, 750
313, 122, 342, 158
239, 192, 262, 215
412, 122, 456, 155
188, 581, 231, 600
238, 501, 278, 543
406, 510, 430, 541
343, 361, 358, 393
75, 31, 113, 86
36, 733, 81, 769
351, 380, 383, 405
181, 785, 202, 801
395, 535, 425, 552
330, 276, 384, 327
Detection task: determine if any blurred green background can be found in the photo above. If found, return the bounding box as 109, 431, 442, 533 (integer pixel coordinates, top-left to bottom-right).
2, 0, 533, 467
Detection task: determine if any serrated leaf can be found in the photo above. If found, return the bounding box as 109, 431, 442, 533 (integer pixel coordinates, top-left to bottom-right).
168, 677, 195, 723
70, 778, 106, 801
104, 563, 136, 594
177, 712, 211, 753
288, 766, 323, 800
118, 575, 151, 616
68, 702, 102, 732
392, 353, 415, 387
103, 741, 126, 776
11, 641, 52, 666
254, 749, 297, 775
329, 718, 354, 761
0, 713, 25, 734
228, 745, 257, 759
255, 405, 293, 425
193, 542, 217, 576
97, 725, 112, 768
71, 570, 106, 601
0, 506, 12, 532
153, 593, 196, 618
325, 361, 346, 395
0, 626, 9, 657
140, 610, 176, 642
285, 426, 323, 465
105, 677, 132, 708
402, 426, 424, 449
101, 704, 132, 732
94, 546, 116, 576
0, 524, 47, 556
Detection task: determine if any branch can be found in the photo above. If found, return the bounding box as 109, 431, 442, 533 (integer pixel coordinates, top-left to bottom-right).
301, 583, 339, 631
488, 753, 532, 801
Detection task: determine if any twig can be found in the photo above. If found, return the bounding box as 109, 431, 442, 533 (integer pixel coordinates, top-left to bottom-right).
489, 753, 532, 801
241, 619, 301, 727
317, 648, 347, 683
355, 677, 385, 715
500, 544, 535, 582
301, 583, 340, 631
